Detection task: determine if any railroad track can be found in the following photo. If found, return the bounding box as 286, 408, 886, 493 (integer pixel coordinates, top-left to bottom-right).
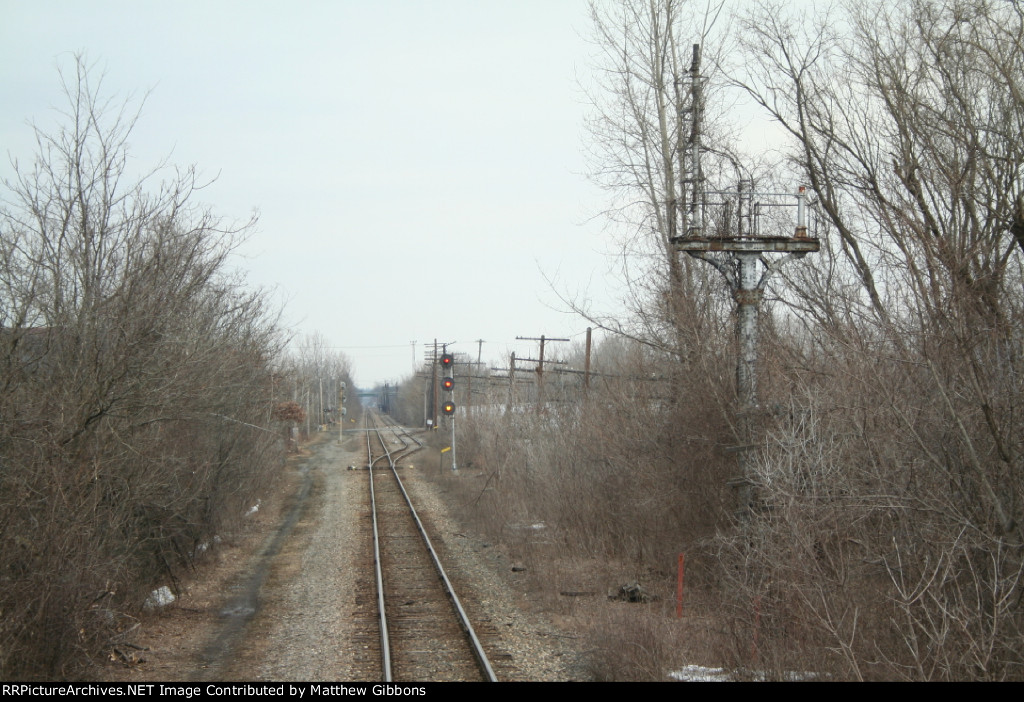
359, 411, 498, 682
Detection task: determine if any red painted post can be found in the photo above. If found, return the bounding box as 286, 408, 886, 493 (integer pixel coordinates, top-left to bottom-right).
676, 553, 685, 619
751, 595, 762, 662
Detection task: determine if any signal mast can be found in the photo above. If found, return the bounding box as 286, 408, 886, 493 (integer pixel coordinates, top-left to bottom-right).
672, 44, 819, 515
440, 350, 457, 471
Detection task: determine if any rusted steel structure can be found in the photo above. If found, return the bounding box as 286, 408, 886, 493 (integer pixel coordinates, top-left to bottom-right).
672, 45, 820, 514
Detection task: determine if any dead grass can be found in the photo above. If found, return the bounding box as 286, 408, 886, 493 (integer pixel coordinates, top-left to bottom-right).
415, 407, 740, 681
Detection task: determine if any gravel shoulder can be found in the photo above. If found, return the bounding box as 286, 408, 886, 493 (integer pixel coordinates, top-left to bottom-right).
101, 430, 590, 682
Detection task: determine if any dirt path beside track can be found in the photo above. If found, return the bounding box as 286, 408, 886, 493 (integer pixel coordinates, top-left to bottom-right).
103, 431, 588, 682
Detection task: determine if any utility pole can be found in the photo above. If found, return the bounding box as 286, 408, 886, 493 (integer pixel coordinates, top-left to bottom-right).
431, 339, 438, 429
516, 335, 569, 409
423, 376, 429, 429
304, 387, 310, 438
508, 352, 516, 413
672, 44, 819, 516
465, 338, 484, 417
584, 327, 593, 392
338, 379, 346, 444
490, 354, 538, 413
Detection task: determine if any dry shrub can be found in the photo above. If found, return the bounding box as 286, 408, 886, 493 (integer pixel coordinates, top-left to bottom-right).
587, 606, 689, 681
455, 342, 734, 566
0, 58, 287, 679
423, 336, 740, 679
404, 1, 1024, 680
714, 341, 1024, 680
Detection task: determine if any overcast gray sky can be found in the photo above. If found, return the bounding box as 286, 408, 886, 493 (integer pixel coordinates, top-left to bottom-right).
2, 1, 625, 387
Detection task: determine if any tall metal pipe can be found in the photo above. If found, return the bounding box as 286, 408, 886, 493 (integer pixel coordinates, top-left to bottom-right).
734, 252, 762, 513
796, 185, 807, 238
689, 43, 702, 237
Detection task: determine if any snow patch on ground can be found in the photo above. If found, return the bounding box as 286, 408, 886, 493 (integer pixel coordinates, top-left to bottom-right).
670, 666, 822, 682
670, 665, 732, 682
144, 586, 175, 610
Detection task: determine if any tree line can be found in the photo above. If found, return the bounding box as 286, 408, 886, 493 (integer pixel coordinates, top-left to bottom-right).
0, 57, 352, 679
419, 0, 1024, 680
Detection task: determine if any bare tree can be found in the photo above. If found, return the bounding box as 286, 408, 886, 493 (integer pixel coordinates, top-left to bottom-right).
281, 331, 358, 438
727, 0, 1024, 678
0, 56, 286, 679
583, 0, 738, 359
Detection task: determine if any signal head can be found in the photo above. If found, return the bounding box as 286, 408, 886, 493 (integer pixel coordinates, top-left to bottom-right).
442, 401, 456, 416
442, 377, 454, 391
440, 353, 454, 368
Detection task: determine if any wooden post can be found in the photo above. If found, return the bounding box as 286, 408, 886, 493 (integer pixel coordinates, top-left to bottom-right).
584, 327, 592, 391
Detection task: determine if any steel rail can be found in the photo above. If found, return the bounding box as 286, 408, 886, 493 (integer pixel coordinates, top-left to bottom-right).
365, 413, 392, 682
366, 411, 497, 682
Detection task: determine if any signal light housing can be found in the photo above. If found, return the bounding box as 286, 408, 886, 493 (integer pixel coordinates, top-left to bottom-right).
442, 377, 454, 391
442, 401, 456, 416
440, 353, 454, 368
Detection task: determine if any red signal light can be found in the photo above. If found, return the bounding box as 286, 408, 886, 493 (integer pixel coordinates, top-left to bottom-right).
442, 377, 454, 391
440, 353, 453, 368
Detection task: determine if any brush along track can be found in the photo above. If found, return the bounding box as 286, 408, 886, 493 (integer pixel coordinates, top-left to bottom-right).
363, 411, 498, 682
